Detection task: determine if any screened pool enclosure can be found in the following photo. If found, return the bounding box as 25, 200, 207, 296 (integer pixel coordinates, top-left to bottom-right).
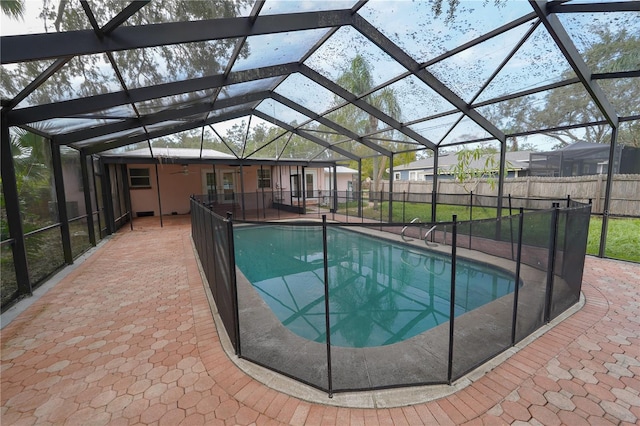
1, 1, 638, 318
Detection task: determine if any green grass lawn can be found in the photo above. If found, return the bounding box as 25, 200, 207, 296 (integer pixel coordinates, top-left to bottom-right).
356, 201, 511, 223
587, 216, 640, 262
338, 200, 640, 263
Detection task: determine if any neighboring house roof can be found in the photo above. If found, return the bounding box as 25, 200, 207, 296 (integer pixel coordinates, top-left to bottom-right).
393, 151, 533, 174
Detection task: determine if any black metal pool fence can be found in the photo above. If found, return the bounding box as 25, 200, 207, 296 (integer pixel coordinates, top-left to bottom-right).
191, 189, 588, 223
190, 194, 591, 397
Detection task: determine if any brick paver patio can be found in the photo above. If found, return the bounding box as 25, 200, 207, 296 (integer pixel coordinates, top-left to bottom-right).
2, 216, 639, 425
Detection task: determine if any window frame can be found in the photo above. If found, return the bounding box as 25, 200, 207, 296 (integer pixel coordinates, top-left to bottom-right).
129, 167, 151, 189
257, 168, 271, 189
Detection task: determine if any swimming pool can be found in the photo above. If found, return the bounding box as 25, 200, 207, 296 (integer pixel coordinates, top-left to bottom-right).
234, 225, 516, 348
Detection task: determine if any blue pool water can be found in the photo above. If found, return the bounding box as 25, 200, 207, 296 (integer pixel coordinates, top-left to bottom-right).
234, 225, 516, 348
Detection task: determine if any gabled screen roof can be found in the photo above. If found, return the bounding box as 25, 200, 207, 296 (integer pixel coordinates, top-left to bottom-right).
1, 0, 638, 162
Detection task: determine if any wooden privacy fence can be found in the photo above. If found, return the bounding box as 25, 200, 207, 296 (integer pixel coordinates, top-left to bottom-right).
382, 174, 640, 216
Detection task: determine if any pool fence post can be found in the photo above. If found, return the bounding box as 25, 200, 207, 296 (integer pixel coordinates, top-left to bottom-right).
469, 191, 474, 249
431, 191, 437, 222
322, 215, 333, 397
379, 191, 383, 229
261, 165, 266, 219
226, 212, 241, 357
332, 189, 336, 222
447, 215, 457, 384
240, 165, 246, 221
333, 164, 338, 217
388, 153, 394, 223
402, 191, 406, 223
154, 163, 163, 228
544, 204, 560, 323
511, 208, 525, 345
509, 194, 515, 260
255, 191, 259, 220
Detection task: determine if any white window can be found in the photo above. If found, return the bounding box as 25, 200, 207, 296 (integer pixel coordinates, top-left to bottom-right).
394, 172, 401, 180
129, 168, 151, 188
257, 168, 271, 188
409, 171, 417, 181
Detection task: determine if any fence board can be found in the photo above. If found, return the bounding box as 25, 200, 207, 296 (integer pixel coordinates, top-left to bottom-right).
381, 175, 640, 216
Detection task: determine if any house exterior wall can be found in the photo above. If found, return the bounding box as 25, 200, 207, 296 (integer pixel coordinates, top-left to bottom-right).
126, 164, 357, 216
128, 164, 202, 216
335, 173, 353, 192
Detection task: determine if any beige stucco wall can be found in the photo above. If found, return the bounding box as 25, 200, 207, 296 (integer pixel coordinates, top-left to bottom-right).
127, 164, 356, 216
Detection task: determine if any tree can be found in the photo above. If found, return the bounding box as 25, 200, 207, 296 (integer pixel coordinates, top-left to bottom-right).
450, 145, 511, 193
1, 0, 25, 20
332, 55, 405, 208
1, 1, 252, 106
483, 27, 640, 148
1, 128, 55, 239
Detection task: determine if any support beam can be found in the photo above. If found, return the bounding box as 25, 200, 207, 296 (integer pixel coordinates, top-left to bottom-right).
548, 1, 640, 13
599, 126, 618, 257
84, 109, 252, 154
121, 164, 133, 231
80, 151, 96, 246
333, 165, 338, 213
155, 163, 163, 227
299, 65, 437, 150
89, 154, 103, 240
7, 63, 298, 126
253, 110, 360, 161
101, 1, 151, 34
1, 10, 353, 64
3, 1, 149, 111
0, 112, 31, 297
101, 160, 116, 234
2, 58, 71, 111
529, 0, 619, 128
388, 153, 394, 222
432, 150, 439, 222
269, 92, 392, 157
497, 139, 507, 218
357, 159, 362, 217
56, 91, 271, 144
351, 14, 506, 144
50, 144, 74, 264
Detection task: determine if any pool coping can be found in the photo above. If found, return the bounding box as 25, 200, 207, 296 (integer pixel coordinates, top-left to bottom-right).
192, 231, 585, 408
